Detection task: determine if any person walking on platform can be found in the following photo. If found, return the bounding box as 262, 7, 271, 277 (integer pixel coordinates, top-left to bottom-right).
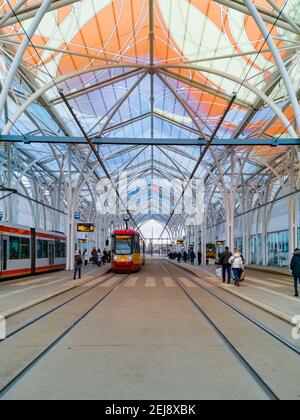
229, 251, 244, 287
220, 247, 233, 284
103, 249, 109, 264
190, 249, 196, 265
177, 252, 182, 264
83, 249, 88, 267
74, 250, 83, 280
92, 248, 98, 266
101, 251, 106, 266
290, 248, 300, 297
97, 249, 102, 267
197, 250, 202, 266
183, 251, 188, 263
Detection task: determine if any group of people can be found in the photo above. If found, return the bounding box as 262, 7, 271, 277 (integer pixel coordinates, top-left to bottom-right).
168, 249, 202, 266
73, 248, 111, 280
219, 246, 300, 295
91, 248, 110, 267
219, 247, 245, 287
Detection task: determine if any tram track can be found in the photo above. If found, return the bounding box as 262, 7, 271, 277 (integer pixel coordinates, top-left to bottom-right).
166, 261, 300, 356
0, 273, 129, 399
160, 261, 281, 401
0, 270, 118, 342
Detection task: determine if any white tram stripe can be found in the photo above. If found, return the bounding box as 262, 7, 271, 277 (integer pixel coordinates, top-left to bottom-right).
145, 277, 156, 287
124, 277, 139, 287
162, 277, 175, 288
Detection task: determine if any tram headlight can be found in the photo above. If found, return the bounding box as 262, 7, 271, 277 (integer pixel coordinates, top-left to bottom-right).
128, 256, 133, 262
114, 255, 119, 262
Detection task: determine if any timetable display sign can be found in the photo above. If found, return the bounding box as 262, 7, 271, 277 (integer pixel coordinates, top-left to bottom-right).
77, 223, 95, 233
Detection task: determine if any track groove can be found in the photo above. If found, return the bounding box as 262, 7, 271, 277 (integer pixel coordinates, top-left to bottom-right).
161, 261, 280, 401
0, 274, 129, 399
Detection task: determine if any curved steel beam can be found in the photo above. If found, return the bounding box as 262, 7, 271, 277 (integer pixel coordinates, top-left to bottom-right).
244, 0, 300, 135
2, 63, 149, 135
0, 0, 54, 119
157, 64, 297, 137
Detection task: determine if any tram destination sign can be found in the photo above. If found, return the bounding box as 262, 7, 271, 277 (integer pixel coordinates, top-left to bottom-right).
77, 223, 95, 233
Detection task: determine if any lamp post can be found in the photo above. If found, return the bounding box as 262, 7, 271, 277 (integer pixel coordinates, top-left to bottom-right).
124, 214, 130, 230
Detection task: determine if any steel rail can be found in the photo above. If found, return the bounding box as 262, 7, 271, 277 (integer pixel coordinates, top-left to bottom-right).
161, 261, 280, 401
0, 274, 129, 399
0, 270, 117, 342
166, 261, 300, 356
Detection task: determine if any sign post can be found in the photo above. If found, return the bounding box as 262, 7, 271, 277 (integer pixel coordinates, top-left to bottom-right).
74, 212, 81, 220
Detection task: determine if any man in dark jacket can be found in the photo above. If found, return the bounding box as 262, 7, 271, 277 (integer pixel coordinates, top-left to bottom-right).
190, 250, 196, 265
74, 251, 83, 280
290, 248, 300, 297
220, 247, 233, 284
183, 251, 188, 263
197, 251, 202, 266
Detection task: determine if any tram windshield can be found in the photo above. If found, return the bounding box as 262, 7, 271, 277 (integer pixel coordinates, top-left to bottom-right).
114, 236, 133, 255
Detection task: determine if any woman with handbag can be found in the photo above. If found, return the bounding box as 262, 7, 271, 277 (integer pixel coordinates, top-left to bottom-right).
229, 251, 244, 287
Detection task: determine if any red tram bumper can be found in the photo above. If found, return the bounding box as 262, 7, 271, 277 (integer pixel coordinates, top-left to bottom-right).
112, 261, 140, 273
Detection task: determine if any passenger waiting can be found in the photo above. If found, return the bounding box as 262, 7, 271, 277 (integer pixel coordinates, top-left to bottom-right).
74, 251, 83, 280
83, 249, 88, 267
197, 250, 202, 266
229, 251, 244, 287
290, 248, 300, 297
190, 249, 196, 265
220, 247, 233, 284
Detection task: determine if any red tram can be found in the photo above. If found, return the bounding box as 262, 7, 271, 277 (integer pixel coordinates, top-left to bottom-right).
111, 230, 145, 273
0, 223, 66, 281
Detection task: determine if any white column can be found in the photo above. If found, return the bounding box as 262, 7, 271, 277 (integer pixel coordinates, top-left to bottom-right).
288, 194, 297, 259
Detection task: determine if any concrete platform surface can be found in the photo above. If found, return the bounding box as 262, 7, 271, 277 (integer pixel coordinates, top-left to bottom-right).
172, 261, 300, 325
1, 260, 299, 400
0, 265, 109, 315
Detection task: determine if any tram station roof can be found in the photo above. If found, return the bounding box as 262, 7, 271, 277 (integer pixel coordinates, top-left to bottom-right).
0, 0, 299, 222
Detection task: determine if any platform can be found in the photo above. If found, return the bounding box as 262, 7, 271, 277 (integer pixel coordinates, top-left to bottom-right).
0, 260, 299, 401
171, 262, 298, 325
0, 265, 110, 317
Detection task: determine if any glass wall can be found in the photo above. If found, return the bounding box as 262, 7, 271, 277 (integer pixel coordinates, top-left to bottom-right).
267, 231, 289, 268
250, 236, 257, 265
257, 235, 263, 266
250, 235, 263, 265
234, 237, 243, 256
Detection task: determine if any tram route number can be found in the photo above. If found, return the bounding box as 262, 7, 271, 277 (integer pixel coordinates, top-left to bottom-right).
105, 404, 197, 418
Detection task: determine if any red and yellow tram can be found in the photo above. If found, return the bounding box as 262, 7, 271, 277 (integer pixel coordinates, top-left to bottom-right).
111, 230, 145, 273
0, 223, 66, 281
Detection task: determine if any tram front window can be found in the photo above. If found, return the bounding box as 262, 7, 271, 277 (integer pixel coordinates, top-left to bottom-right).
114, 236, 132, 255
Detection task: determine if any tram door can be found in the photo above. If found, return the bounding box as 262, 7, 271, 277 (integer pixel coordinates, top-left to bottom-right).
0, 236, 8, 279
49, 242, 55, 268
